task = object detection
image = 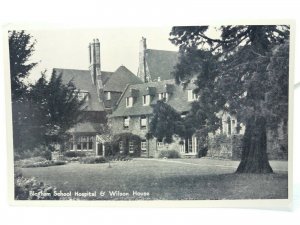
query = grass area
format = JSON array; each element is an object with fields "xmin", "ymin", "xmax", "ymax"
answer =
[{"xmin": 19, "ymin": 158, "xmax": 288, "ymax": 200}]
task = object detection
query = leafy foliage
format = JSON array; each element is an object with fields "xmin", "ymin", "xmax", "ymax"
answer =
[
  {"xmin": 148, "ymin": 100, "xmax": 182, "ymax": 143},
  {"xmin": 79, "ymin": 156, "xmax": 106, "ymax": 164},
  {"xmin": 169, "ymin": 25, "xmax": 290, "ymax": 173},
  {"xmin": 28, "ymin": 70, "xmax": 86, "ymax": 147},
  {"xmin": 9, "ymin": 30, "xmax": 38, "ymax": 101},
  {"xmin": 9, "ymin": 31, "xmax": 86, "ymax": 154},
  {"xmin": 111, "ymin": 133, "xmax": 141, "ymax": 156},
  {"xmin": 158, "ymin": 150, "xmax": 181, "ymax": 159},
  {"xmin": 15, "ymin": 176, "xmax": 60, "ymax": 200}
]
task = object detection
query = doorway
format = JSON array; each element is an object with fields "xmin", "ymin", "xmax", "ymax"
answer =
[{"xmin": 97, "ymin": 143, "xmax": 103, "ymax": 156}]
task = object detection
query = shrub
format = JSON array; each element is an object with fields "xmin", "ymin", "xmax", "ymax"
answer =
[
  {"xmin": 14, "ymin": 146, "xmax": 54, "ymax": 160},
  {"xmin": 158, "ymin": 150, "xmax": 181, "ymax": 159},
  {"xmin": 197, "ymin": 146, "xmax": 208, "ymax": 158},
  {"xmin": 106, "ymin": 155, "xmax": 132, "ymax": 161},
  {"xmin": 43, "ymin": 150, "xmax": 52, "ymax": 160},
  {"xmin": 79, "ymin": 156, "xmax": 106, "ymax": 164},
  {"xmin": 15, "ymin": 176, "xmax": 60, "ymax": 200},
  {"xmin": 21, "ymin": 160, "xmax": 67, "ymax": 168},
  {"xmin": 111, "ymin": 133, "xmax": 141, "ymax": 157},
  {"xmin": 67, "ymin": 157, "xmax": 80, "ymax": 162},
  {"xmin": 64, "ymin": 151, "xmax": 86, "ymax": 158},
  {"xmin": 15, "ymin": 156, "xmax": 46, "ymax": 167}
]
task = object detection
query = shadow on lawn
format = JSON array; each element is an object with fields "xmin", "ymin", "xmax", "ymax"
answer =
[{"xmin": 119, "ymin": 172, "xmax": 289, "ymax": 200}]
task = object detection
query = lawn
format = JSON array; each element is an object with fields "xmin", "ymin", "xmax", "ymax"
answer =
[{"xmin": 19, "ymin": 158, "xmax": 288, "ymax": 200}]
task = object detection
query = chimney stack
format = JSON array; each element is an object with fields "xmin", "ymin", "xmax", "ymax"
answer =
[
  {"xmin": 137, "ymin": 37, "xmax": 150, "ymax": 83},
  {"xmin": 89, "ymin": 38, "xmax": 101, "ymax": 85}
]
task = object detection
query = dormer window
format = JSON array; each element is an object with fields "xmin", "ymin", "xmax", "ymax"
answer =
[
  {"xmin": 126, "ymin": 97, "xmax": 133, "ymax": 107},
  {"xmin": 188, "ymin": 90, "xmax": 197, "ymax": 102},
  {"xmin": 77, "ymin": 91, "xmax": 89, "ymax": 102},
  {"xmin": 106, "ymin": 92, "xmax": 111, "ymax": 100},
  {"xmin": 143, "ymin": 95, "xmax": 151, "ymax": 106},
  {"xmin": 158, "ymin": 92, "xmax": 169, "ymax": 101}
]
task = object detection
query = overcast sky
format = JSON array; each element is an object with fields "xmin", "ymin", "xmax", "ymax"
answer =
[{"xmin": 27, "ymin": 27, "xmax": 179, "ymax": 83}]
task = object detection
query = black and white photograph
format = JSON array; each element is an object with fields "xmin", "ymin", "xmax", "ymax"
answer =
[{"xmin": 6, "ymin": 25, "xmax": 291, "ymax": 203}]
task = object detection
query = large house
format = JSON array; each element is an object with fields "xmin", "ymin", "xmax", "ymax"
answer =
[
  {"xmin": 108, "ymin": 37, "xmax": 243, "ymax": 158},
  {"xmin": 56, "ymin": 39, "xmax": 142, "ymax": 156},
  {"xmin": 109, "ymin": 79, "xmax": 199, "ymax": 157},
  {"xmin": 56, "ymin": 37, "xmax": 286, "ymax": 160}
]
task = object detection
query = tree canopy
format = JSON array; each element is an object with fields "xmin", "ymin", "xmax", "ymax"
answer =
[
  {"xmin": 9, "ymin": 30, "xmax": 38, "ymax": 101},
  {"xmin": 9, "ymin": 30, "xmax": 85, "ymax": 155},
  {"xmin": 28, "ymin": 71, "xmax": 86, "ymax": 146},
  {"xmin": 169, "ymin": 25, "xmax": 290, "ymax": 173},
  {"xmin": 148, "ymin": 100, "xmax": 182, "ymax": 144}
]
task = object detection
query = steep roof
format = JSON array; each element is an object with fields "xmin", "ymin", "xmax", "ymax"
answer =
[
  {"xmin": 99, "ymin": 71, "xmax": 114, "ymax": 85},
  {"xmin": 104, "ymin": 65, "xmax": 142, "ymax": 92},
  {"xmin": 145, "ymin": 49, "xmax": 178, "ymax": 81},
  {"xmin": 54, "ymin": 68, "xmax": 107, "ymax": 111},
  {"xmin": 110, "ymin": 79, "xmax": 196, "ymax": 117},
  {"xmin": 68, "ymin": 122, "xmax": 104, "ymax": 133}
]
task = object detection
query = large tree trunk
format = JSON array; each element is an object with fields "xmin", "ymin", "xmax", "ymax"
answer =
[{"xmin": 236, "ymin": 116, "xmax": 273, "ymax": 173}]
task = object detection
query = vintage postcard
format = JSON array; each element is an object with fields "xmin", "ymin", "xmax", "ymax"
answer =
[{"xmin": 4, "ymin": 23, "xmax": 294, "ymax": 207}]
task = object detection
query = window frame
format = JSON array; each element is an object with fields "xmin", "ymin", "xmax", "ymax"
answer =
[
  {"xmin": 143, "ymin": 95, "xmax": 151, "ymax": 106},
  {"xmin": 107, "ymin": 91, "xmax": 111, "ymax": 100},
  {"xmin": 126, "ymin": 97, "xmax": 133, "ymax": 107},
  {"xmin": 141, "ymin": 140, "xmax": 147, "ymax": 152},
  {"xmin": 123, "ymin": 116, "xmax": 130, "ymax": 129},
  {"xmin": 119, "ymin": 141, "xmax": 124, "ymax": 153},
  {"xmin": 140, "ymin": 115, "xmax": 147, "ymax": 129},
  {"xmin": 188, "ymin": 90, "xmax": 197, "ymax": 102},
  {"xmin": 129, "ymin": 141, "xmax": 134, "ymax": 153},
  {"xmin": 159, "ymin": 92, "xmax": 168, "ymax": 101}
]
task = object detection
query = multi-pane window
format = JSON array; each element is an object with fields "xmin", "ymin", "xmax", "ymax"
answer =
[
  {"xmin": 157, "ymin": 139, "xmax": 164, "ymax": 149},
  {"xmin": 143, "ymin": 95, "xmax": 151, "ymax": 106},
  {"xmin": 106, "ymin": 92, "xmax": 111, "ymax": 100},
  {"xmin": 188, "ymin": 138, "xmax": 193, "ymax": 153},
  {"xmin": 119, "ymin": 141, "xmax": 124, "ymax": 153},
  {"xmin": 123, "ymin": 116, "xmax": 129, "ymax": 129},
  {"xmin": 140, "ymin": 115, "xmax": 147, "ymax": 129},
  {"xmin": 88, "ymin": 138, "xmax": 93, "ymax": 149},
  {"xmin": 126, "ymin": 97, "xmax": 133, "ymax": 107},
  {"xmin": 69, "ymin": 142, "xmax": 74, "ymax": 151},
  {"xmin": 141, "ymin": 140, "xmax": 147, "ymax": 151},
  {"xmin": 227, "ymin": 117, "xmax": 231, "ymax": 135},
  {"xmin": 184, "ymin": 138, "xmax": 193, "ymax": 153},
  {"xmin": 129, "ymin": 141, "xmax": 134, "ymax": 153},
  {"xmin": 82, "ymin": 136, "xmax": 88, "ymax": 150},
  {"xmin": 77, "ymin": 142, "xmax": 82, "ymax": 150},
  {"xmin": 69, "ymin": 137, "xmax": 74, "ymax": 151},
  {"xmin": 76, "ymin": 136, "xmax": 93, "ymax": 151},
  {"xmin": 158, "ymin": 92, "xmax": 168, "ymax": 101},
  {"xmin": 187, "ymin": 90, "xmax": 197, "ymax": 102}
]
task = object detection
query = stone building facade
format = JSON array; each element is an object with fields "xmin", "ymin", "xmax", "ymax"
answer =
[
  {"xmin": 109, "ymin": 79, "xmax": 201, "ymax": 158},
  {"xmin": 57, "ymin": 39, "xmax": 142, "ymax": 156},
  {"xmin": 55, "ymin": 37, "xmax": 287, "ymax": 160}
]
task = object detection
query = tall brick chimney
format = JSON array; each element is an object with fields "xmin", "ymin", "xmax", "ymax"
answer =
[
  {"xmin": 137, "ymin": 37, "xmax": 150, "ymax": 83},
  {"xmin": 89, "ymin": 38, "xmax": 101, "ymax": 85}
]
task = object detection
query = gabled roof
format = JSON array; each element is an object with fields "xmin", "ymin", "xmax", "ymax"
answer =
[
  {"xmin": 54, "ymin": 68, "xmax": 108, "ymax": 111},
  {"xmin": 110, "ymin": 79, "xmax": 196, "ymax": 118},
  {"xmin": 99, "ymin": 71, "xmax": 114, "ymax": 85},
  {"xmin": 68, "ymin": 122, "xmax": 104, "ymax": 133},
  {"xmin": 104, "ymin": 65, "xmax": 142, "ymax": 92},
  {"xmin": 145, "ymin": 49, "xmax": 178, "ymax": 81}
]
